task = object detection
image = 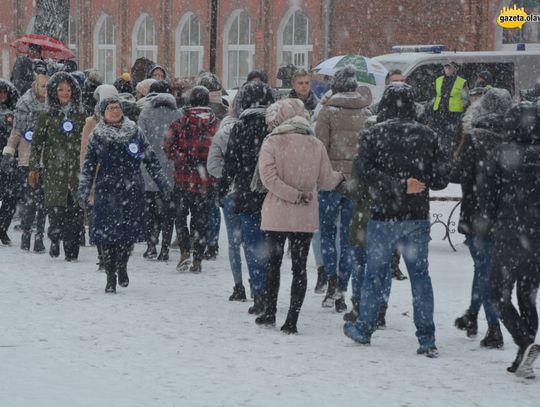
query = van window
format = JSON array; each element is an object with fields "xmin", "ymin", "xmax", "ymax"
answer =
[{"xmin": 405, "ymin": 62, "xmax": 515, "ymax": 102}]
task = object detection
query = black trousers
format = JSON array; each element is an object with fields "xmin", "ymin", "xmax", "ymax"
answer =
[
  {"xmin": 19, "ymin": 167, "xmax": 46, "ymax": 236},
  {"xmin": 176, "ymin": 190, "xmax": 210, "ymax": 261},
  {"xmin": 146, "ymin": 191, "xmax": 176, "ymax": 248},
  {"xmin": 265, "ymin": 231, "xmax": 312, "ymax": 325},
  {"xmin": 491, "ymin": 239, "xmax": 540, "ymax": 349},
  {"xmin": 101, "ymin": 244, "xmax": 131, "ymax": 275},
  {"xmin": 47, "ymin": 192, "xmax": 84, "ymax": 259},
  {"xmin": 0, "ymin": 166, "xmax": 26, "ymax": 234}
]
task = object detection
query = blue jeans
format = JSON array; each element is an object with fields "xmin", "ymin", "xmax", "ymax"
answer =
[
  {"xmin": 318, "ymin": 191, "xmax": 355, "ymax": 292},
  {"xmin": 357, "ymin": 219, "xmax": 435, "ymax": 347},
  {"xmin": 222, "ymin": 194, "xmax": 243, "ymax": 285},
  {"xmin": 311, "ymin": 230, "xmax": 324, "ymax": 268},
  {"xmin": 206, "ymin": 192, "xmax": 221, "ymax": 247},
  {"xmin": 239, "ymin": 212, "xmax": 267, "ymax": 295},
  {"xmin": 464, "ymin": 235, "xmax": 499, "ymax": 326}
]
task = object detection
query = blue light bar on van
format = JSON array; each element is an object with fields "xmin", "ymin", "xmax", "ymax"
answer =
[{"xmin": 391, "ymin": 45, "xmax": 447, "ymax": 53}]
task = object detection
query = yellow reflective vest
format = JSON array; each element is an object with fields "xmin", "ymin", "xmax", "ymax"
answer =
[{"xmin": 434, "ymin": 76, "xmax": 466, "ymax": 112}]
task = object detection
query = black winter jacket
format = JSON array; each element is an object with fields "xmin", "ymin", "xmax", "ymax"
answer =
[
  {"xmin": 217, "ymin": 107, "xmax": 268, "ymax": 214},
  {"xmin": 477, "ymin": 127, "xmax": 540, "ymax": 243},
  {"xmin": 357, "ymin": 118, "xmax": 449, "ymax": 221}
]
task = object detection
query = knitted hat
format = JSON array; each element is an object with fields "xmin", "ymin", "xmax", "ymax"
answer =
[
  {"xmin": 135, "ymin": 78, "xmax": 157, "ymax": 97},
  {"xmin": 99, "ymin": 96, "xmax": 122, "ymax": 116},
  {"xmin": 93, "ymin": 84, "xmax": 119, "ymax": 102},
  {"xmin": 266, "ymin": 98, "xmax": 309, "ymax": 129},
  {"xmin": 332, "ymin": 65, "xmax": 358, "ymax": 93}
]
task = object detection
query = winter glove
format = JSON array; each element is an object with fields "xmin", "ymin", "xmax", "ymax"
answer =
[
  {"xmin": 0, "ymin": 153, "xmax": 15, "ymax": 173},
  {"xmin": 28, "ymin": 170, "xmax": 40, "ymax": 189}
]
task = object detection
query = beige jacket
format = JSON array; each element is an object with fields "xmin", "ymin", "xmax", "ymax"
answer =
[
  {"xmin": 314, "ymin": 90, "xmax": 371, "ymax": 177},
  {"xmin": 80, "ymin": 116, "xmax": 98, "ymax": 204}
]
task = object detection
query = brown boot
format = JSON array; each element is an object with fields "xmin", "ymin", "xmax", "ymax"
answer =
[
  {"xmin": 176, "ymin": 251, "xmax": 191, "ymax": 271},
  {"xmin": 189, "ymin": 259, "xmax": 202, "ymax": 273}
]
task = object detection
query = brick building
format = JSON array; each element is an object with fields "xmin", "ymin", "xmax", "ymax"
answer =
[{"xmin": 1, "ymin": 0, "xmax": 537, "ymax": 86}]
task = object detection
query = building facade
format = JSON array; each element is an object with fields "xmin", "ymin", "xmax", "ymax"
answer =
[{"xmin": 1, "ymin": 0, "xmax": 537, "ymax": 86}]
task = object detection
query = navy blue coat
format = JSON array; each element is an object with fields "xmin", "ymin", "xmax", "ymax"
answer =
[{"xmin": 78, "ymin": 118, "xmax": 170, "ymax": 245}]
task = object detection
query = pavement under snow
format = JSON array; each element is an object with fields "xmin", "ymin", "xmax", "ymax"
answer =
[{"xmin": 1, "ymin": 191, "xmax": 539, "ymax": 407}]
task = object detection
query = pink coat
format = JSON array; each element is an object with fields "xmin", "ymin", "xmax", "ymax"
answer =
[{"xmin": 259, "ymin": 131, "xmax": 343, "ymax": 233}]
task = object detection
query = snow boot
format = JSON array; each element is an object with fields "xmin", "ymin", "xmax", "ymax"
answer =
[
  {"xmin": 21, "ymin": 231, "xmax": 31, "ymax": 251},
  {"xmin": 33, "ymin": 234, "xmax": 45, "ymax": 253},
  {"xmin": 248, "ymin": 294, "xmax": 266, "ymax": 315},
  {"xmin": 143, "ymin": 243, "xmax": 157, "ymax": 259},
  {"xmin": 417, "ymin": 346, "xmax": 439, "ymax": 358},
  {"xmin": 515, "ymin": 343, "xmax": 540, "ymax": 379},
  {"xmin": 229, "ymin": 284, "xmax": 247, "ymax": 301},
  {"xmin": 391, "ymin": 252, "xmax": 407, "ymax": 280},
  {"xmin": 376, "ymin": 304, "xmax": 388, "ymax": 330},
  {"xmin": 335, "ymin": 291, "xmax": 347, "ymax": 313},
  {"xmin": 314, "ymin": 266, "xmax": 327, "ymax": 294},
  {"xmin": 322, "ymin": 274, "xmax": 338, "ymax": 308},
  {"xmin": 281, "ymin": 319, "xmax": 298, "ymax": 335},
  {"xmin": 157, "ymin": 246, "xmax": 169, "ymax": 262},
  {"xmin": 255, "ymin": 312, "xmax": 276, "ymax": 326},
  {"xmin": 455, "ymin": 310, "xmax": 478, "ymax": 337},
  {"xmin": 0, "ymin": 230, "xmax": 12, "ymax": 245},
  {"xmin": 343, "ymin": 299, "xmax": 359, "ymax": 322},
  {"xmin": 105, "ymin": 272, "xmax": 116, "ymax": 294},
  {"xmin": 508, "ymin": 347, "xmax": 526, "ymax": 373},
  {"xmin": 189, "ymin": 259, "xmax": 202, "ymax": 273},
  {"xmin": 49, "ymin": 240, "xmax": 60, "ymax": 258},
  {"xmin": 176, "ymin": 251, "xmax": 191, "ymax": 272},
  {"xmin": 203, "ymin": 244, "xmax": 218, "ymax": 261},
  {"xmin": 480, "ymin": 325, "xmax": 504, "ymax": 349},
  {"xmin": 117, "ymin": 250, "xmax": 130, "ymax": 288}
]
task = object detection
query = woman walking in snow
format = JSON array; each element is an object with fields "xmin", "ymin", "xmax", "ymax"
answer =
[{"xmin": 78, "ymin": 96, "xmax": 170, "ymax": 293}]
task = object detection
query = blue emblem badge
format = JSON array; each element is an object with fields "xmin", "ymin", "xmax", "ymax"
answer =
[
  {"xmin": 23, "ymin": 129, "xmax": 33, "ymax": 143},
  {"xmin": 60, "ymin": 119, "xmax": 75, "ymax": 135},
  {"xmin": 126, "ymin": 141, "xmax": 141, "ymax": 158}
]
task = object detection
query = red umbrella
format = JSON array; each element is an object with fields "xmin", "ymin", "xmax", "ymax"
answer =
[{"xmin": 10, "ymin": 34, "xmax": 75, "ymax": 60}]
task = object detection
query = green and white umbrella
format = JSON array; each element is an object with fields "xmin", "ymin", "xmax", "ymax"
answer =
[{"xmin": 313, "ymin": 54, "xmax": 388, "ymax": 87}]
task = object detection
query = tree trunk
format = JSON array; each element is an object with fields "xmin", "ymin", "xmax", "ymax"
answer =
[{"xmin": 34, "ymin": 0, "xmax": 70, "ymax": 43}]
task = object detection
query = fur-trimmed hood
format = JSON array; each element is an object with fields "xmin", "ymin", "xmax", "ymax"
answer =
[
  {"xmin": 0, "ymin": 79, "xmax": 19, "ymax": 111},
  {"xmin": 144, "ymin": 92, "xmax": 177, "ymax": 110},
  {"xmin": 462, "ymin": 88, "xmax": 512, "ymax": 134},
  {"xmin": 46, "ymin": 71, "xmax": 83, "ymax": 113}
]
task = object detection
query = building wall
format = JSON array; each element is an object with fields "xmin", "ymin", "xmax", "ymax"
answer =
[{"xmin": 1, "ymin": 0, "xmax": 510, "ymax": 87}]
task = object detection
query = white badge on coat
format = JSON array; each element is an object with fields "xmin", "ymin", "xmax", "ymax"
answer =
[
  {"xmin": 60, "ymin": 119, "xmax": 75, "ymax": 135},
  {"xmin": 23, "ymin": 129, "xmax": 33, "ymax": 143},
  {"xmin": 126, "ymin": 140, "xmax": 141, "ymax": 158}
]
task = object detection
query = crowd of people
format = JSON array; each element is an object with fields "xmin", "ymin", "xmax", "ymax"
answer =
[{"xmin": 0, "ymin": 51, "xmax": 539, "ymax": 379}]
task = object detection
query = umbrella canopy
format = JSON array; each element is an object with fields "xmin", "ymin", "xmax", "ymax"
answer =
[
  {"xmin": 313, "ymin": 55, "xmax": 388, "ymax": 87},
  {"xmin": 10, "ymin": 34, "xmax": 75, "ymax": 60}
]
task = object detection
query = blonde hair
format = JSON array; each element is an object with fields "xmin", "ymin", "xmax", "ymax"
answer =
[{"xmin": 32, "ymin": 74, "xmax": 49, "ymax": 100}]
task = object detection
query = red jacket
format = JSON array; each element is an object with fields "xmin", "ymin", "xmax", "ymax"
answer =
[{"xmin": 164, "ymin": 107, "xmax": 218, "ymax": 193}]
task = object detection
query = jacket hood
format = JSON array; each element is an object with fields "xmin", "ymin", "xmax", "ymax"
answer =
[
  {"xmin": 185, "ymin": 106, "xmax": 217, "ymax": 128},
  {"xmin": 468, "ymin": 88, "xmax": 513, "ymax": 130},
  {"xmin": 147, "ymin": 65, "xmax": 168, "ymax": 80},
  {"xmin": 46, "ymin": 71, "xmax": 82, "ymax": 113},
  {"xmin": 94, "ymin": 117, "xmax": 139, "ymax": 144},
  {"xmin": 0, "ymin": 79, "xmax": 19, "ymax": 110},
  {"xmin": 323, "ymin": 90, "xmax": 371, "ymax": 110},
  {"xmin": 145, "ymin": 92, "xmax": 177, "ymax": 110},
  {"xmin": 268, "ymin": 116, "xmax": 313, "ymax": 137},
  {"xmin": 239, "ymin": 107, "xmax": 267, "ymax": 120},
  {"xmin": 218, "ymin": 115, "xmax": 237, "ymax": 131}
]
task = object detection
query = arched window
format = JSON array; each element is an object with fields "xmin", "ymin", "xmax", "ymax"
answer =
[
  {"xmin": 94, "ymin": 14, "xmax": 116, "ymax": 84},
  {"xmin": 277, "ymin": 8, "xmax": 312, "ymax": 71},
  {"xmin": 26, "ymin": 16, "xmax": 35, "ymax": 34},
  {"xmin": 175, "ymin": 13, "xmax": 203, "ymax": 78},
  {"xmin": 496, "ymin": 0, "xmax": 540, "ymax": 49},
  {"xmin": 68, "ymin": 15, "xmax": 78, "ymax": 56},
  {"xmin": 133, "ymin": 13, "xmax": 157, "ymax": 62},
  {"xmin": 223, "ymin": 10, "xmax": 254, "ymax": 88}
]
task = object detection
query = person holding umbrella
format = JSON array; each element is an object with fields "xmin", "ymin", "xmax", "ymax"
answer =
[
  {"xmin": 11, "ymin": 44, "xmax": 42, "ymax": 95},
  {"xmin": 28, "ymin": 72, "xmax": 87, "ymax": 261}
]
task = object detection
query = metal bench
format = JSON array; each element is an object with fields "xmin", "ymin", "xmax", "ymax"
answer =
[{"xmin": 430, "ymin": 197, "xmax": 462, "ymax": 251}]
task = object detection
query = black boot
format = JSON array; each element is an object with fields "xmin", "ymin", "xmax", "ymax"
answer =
[
  {"xmin": 314, "ymin": 266, "xmax": 327, "ymax": 294},
  {"xmin": 157, "ymin": 246, "xmax": 169, "ymax": 261},
  {"xmin": 49, "ymin": 240, "xmax": 60, "ymax": 258},
  {"xmin": 343, "ymin": 299, "xmax": 359, "ymax": 322},
  {"xmin": 455, "ymin": 310, "xmax": 478, "ymax": 337},
  {"xmin": 105, "ymin": 272, "xmax": 117, "ymax": 293},
  {"xmin": 229, "ymin": 284, "xmax": 247, "ymax": 301},
  {"xmin": 376, "ymin": 304, "xmax": 388, "ymax": 330},
  {"xmin": 480, "ymin": 324, "xmax": 504, "ymax": 349},
  {"xmin": 21, "ymin": 231, "xmax": 31, "ymax": 251},
  {"xmin": 0, "ymin": 230, "xmax": 12, "ymax": 245},
  {"xmin": 33, "ymin": 234, "xmax": 45, "ymax": 253},
  {"xmin": 248, "ymin": 294, "xmax": 266, "ymax": 315},
  {"xmin": 322, "ymin": 274, "xmax": 338, "ymax": 308},
  {"xmin": 117, "ymin": 256, "xmax": 129, "ymax": 288},
  {"xmin": 203, "ymin": 244, "xmax": 219, "ymax": 260},
  {"xmin": 391, "ymin": 251, "xmax": 407, "ymax": 280},
  {"xmin": 143, "ymin": 243, "xmax": 157, "ymax": 259},
  {"xmin": 335, "ymin": 292, "xmax": 348, "ymax": 313}
]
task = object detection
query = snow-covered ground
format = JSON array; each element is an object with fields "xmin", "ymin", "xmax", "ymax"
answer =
[{"xmin": 1, "ymin": 191, "xmax": 539, "ymax": 407}]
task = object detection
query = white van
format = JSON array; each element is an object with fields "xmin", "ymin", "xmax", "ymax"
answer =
[{"xmin": 373, "ymin": 45, "xmax": 540, "ymax": 102}]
